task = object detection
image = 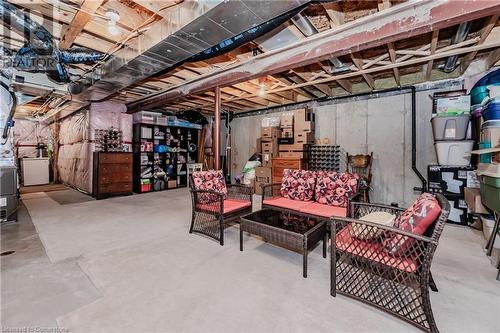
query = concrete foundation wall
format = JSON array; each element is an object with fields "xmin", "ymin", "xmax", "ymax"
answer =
[{"xmin": 231, "ymin": 83, "xmax": 462, "ymax": 207}]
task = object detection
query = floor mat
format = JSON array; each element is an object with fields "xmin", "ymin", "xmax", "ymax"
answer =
[
  {"xmin": 20, "ymin": 184, "xmax": 68, "ymax": 194},
  {"xmin": 45, "ymin": 189, "xmax": 94, "ymax": 205}
]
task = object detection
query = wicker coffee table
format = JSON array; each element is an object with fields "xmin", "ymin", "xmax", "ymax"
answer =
[{"xmin": 240, "ymin": 208, "xmax": 327, "ymax": 278}]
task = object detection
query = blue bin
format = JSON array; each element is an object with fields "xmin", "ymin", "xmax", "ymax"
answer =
[{"xmin": 482, "ymin": 98, "xmax": 500, "ymax": 121}]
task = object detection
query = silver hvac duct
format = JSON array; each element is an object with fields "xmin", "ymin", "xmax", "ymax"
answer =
[
  {"xmin": 442, "ymin": 22, "xmax": 472, "ymax": 73},
  {"xmin": 71, "ymin": 0, "xmax": 311, "ymax": 102},
  {"xmin": 291, "ymin": 12, "xmax": 349, "ymax": 73}
]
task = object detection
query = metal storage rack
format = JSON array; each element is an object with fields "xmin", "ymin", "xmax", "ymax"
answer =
[{"xmin": 308, "ymin": 145, "xmax": 342, "ymax": 172}]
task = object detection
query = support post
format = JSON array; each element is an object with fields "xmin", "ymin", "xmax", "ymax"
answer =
[{"xmin": 214, "ymin": 86, "xmax": 221, "ymax": 170}]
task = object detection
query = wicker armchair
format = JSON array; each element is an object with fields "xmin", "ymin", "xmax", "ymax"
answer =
[
  {"xmin": 189, "ymin": 175, "xmax": 253, "ymax": 246},
  {"xmin": 330, "ymin": 194, "xmax": 450, "ymax": 333}
]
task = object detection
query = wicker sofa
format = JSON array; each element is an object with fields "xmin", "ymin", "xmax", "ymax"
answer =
[
  {"xmin": 261, "ymin": 169, "xmax": 360, "ymax": 218},
  {"xmin": 330, "ymin": 194, "xmax": 450, "ymax": 333},
  {"xmin": 189, "ymin": 170, "xmax": 253, "ymax": 246}
]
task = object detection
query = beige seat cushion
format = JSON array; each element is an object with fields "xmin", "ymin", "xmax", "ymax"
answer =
[{"xmin": 351, "ymin": 211, "xmax": 396, "ymax": 240}]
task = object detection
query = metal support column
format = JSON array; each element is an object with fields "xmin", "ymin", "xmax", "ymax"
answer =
[{"xmin": 214, "ymin": 86, "xmax": 221, "ymax": 170}]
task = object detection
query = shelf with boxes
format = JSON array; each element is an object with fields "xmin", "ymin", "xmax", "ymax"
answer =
[
  {"xmin": 429, "ymin": 91, "xmax": 476, "ymax": 225},
  {"xmin": 132, "ymin": 112, "xmax": 201, "ymax": 194}
]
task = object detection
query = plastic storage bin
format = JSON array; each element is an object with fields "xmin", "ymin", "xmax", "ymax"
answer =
[
  {"xmin": 482, "ymin": 120, "xmax": 500, "ymax": 148},
  {"xmin": 434, "ymin": 140, "xmax": 473, "ymax": 166},
  {"xmin": 470, "ymin": 85, "xmax": 489, "ymax": 105},
  {"xmin": 431, "ymin": 114, "xmax": 470, "ymax": 141},
  {"xmin": 482, "ymin": 98, "xmax": 500, "ymax": 121},
  {"xmin": 479, "ymin": 175, "xmax": 500, "ymax": 212}
]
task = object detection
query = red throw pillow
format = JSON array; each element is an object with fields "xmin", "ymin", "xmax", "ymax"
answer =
[
  {"xmin": 280, "ymin": 169, "xmax": 316, "ymax": 201},
  {"xmin": 191, "ymin": 170, "xmax": 227, "ymax": 203},
  {"xmin": 314, "ymin": 171, "xmax": 359, "ymax": 207},
  {"xmin": 384, "ymin": 193, "xmax": 441, "ymax": 256}
]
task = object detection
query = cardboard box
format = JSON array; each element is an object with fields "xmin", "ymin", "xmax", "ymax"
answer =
[
  {"xmin": 168, "ymin": 179, "xmax": 177, "ymax": 188},
  {"xmin": 282, "ymin": 128, "xmax": 293, "ymax": 138},
  {"xmin": 254, "ymin": 180, "xmax": 270, "ymax": 195},
  {"xmin": 464, "ymin": 187, "xmax": 489, "ymax": 214},
  {"xmin": 255, "ymin": 166, "xmax": 272, "ymax": 179},
  {"xmin": 435, "ymin": 95, "xmax": 470, "ymax": 115},
  {"xmin": 262, "ymin": 153, "xmax": 272, "ymax": 168},
  {"xmin": 279, "ymin": 151, "xmax": 309, "ymax": 158},
  {"xmin": 262, "ymin": 141, "xmax": 278, "ymax": 156},
  {"xmin": 279, "ymin": 143, "xmax": 310, "ymax": 152},
  {"xmin": 295, "ymin": 121, "xmax": 315, "ymax": 133},
  {"xmin": 256, "ymin": 138, "xmax": 262, "ymax": 153},
  {"xmin": 293, "ymin": 108, "xmax": 314, "ymax": 122},
  {"xmin": 261, "ymin": 127, "xmax": 281, "ymax": 140},
  {"xmin": 280, "ymin": 113, "xmax": 294, "ymax": 128},
  {"xmin": 294, "ymin": 132, "xmax": 315, "ymax": 144}
]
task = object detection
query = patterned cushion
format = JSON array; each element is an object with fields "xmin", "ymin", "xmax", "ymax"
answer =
[
  {"xmin": 191, "ymin": 170, "xmax": 227, "ymax": 203},
  {"xmin": 384, "ymin": 193, "xmax": 441, "ymax": 256},
  {"xmin": 314, "ymin": 171, "xmax": 359, "ymax": 208},
  {"xmin": 336, "ymin": 225, "xmax": 418, "ymax": 273},
  {"xmin": 280, "ymin": 169, "xmax": 316, "ymax": 201}
]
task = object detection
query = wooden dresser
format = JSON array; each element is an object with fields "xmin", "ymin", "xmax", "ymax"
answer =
[
  {"xmin": 272, "ymin": 157, "xmax": 307, "ymax": 184},
  {"xmin": 93, "ymin": 152, "xmax": 133, "ymax": 199}
]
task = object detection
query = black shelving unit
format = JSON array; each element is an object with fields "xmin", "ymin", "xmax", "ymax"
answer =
[{"xmin": 133, "ymin": 123, "xmax": 200, "ymax": 193}]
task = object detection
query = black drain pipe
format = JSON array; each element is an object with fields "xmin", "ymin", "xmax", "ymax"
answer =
[{"xmin": 410, "ymin": 85, "xmax": 426, "ymax": 193}]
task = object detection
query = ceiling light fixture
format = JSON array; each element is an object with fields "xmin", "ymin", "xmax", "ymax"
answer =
[{"xmin": 105, "ymin": 8, "xmax": 120, "ymax": 36}]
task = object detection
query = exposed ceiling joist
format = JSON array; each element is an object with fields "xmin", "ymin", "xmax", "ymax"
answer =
[
  {"xmin": 387, "ymin": 42, "xmax": 400, "ymax": 86},
  {"xmin": 425, "ymin": 30, "xmax": 440, "ymax": 81},
  {"xmin": 59, "ymin": 0, "xmax": 105, "ymax": 49},
  {"xmin": 351, "ymin": 53, "xmax": 375, "ymax": 90},
  {"xmin": 127, "ymin": 0, "xmax": 500, "ymax": 112},
  {"xmin": 460, "ymin": 14, "xmax": 499, "ymax": 74}
]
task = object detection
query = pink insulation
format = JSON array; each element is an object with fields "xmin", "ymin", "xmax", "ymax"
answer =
[
  {"xmin": 13, "ymin": 119, "xmax": 52, "ymax": 158},
  {"xmin": 56, "ymin": 110, "xmax": 92, "ymax": 193}
]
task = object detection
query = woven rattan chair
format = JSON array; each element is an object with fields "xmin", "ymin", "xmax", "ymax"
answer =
[
  {"xmin": 189, "ymin": 174, "xmax": 253, "ymax": 246},
  {"xmin": 330, "ymin": 194, "xmax": 450, "ymax": 333}
]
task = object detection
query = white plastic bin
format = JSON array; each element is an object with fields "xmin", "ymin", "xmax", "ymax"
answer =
[
  {"xmin": 431, "ymin": 114, "xmax": 470, "ymax": 140},
  {"xmin": 434, "ymin": 140, "xmax": 473, "ymax": 166}
]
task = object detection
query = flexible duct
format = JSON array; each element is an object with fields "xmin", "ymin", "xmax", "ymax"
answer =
[
  {"xmin": 0, "ymin": 0, "xmax": 105, "ymax": 83},
  {"xmin": 1, "ymin": 81, "xmax": 16, "ymax": 141},
  {"xmin": 290, "ymin": 12, "xmax": 349, "ymax": 73},
  {"xmin": 442, "ymin": 22, "xmax": 471, "ymax": 73}
]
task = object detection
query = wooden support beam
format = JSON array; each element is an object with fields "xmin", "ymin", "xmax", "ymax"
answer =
[
  {"xmin": 59, "ymin": 0, "xmax": 105, "ymax": 49},
  {"xmin": 127, "ymin": 0, "xmax": 500, "ymax": 112},
  {"xmin": 387, "ymin": 42, "xmax": 400, "ymax": 86},
  {"xmin": 460, "ymin": 14, "xmax": 499, "ymax": 74},
  {"xmin": 291, "ymin": 69, "xmax": 333, "ymax": 97},
  {"xmin": 322, "ymin": 2, "xmax": 344, "ymax": 27},
  {"xmin": 425, "ymin": 30, "xmax": 440, "ymax": 81},
  {"xmin": 351, "ymin": 53, "xmax": 375, "ymax": 90}
]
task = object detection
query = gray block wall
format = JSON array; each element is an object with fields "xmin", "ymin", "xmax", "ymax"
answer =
[{"xmin": 231, "ymin": 83, "xmax": 462, "ymax": 207}]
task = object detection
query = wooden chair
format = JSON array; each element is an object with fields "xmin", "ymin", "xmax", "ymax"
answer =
[{"xmin": 346, "ymin": 152, "xmax": 373, "ymax": 202}]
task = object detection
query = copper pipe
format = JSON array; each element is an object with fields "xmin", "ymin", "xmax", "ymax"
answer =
[{"xmin": 214, "ymin": 86, "xmax": 221, "ymax": 170}]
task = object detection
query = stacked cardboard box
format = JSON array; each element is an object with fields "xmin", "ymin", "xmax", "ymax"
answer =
[
  {"xmin": 254, "ymin": 166, "xmax": 272, "ymax": 195},
  {"xmin": 261, "ymin": 126, "xmax": 280, "ymax": 168},
  {"xmin": 278, "ymin": 108, "xmax": 315, "ymax": 159}
]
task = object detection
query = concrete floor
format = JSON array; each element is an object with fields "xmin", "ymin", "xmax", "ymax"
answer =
[{"xmin": 1, "ymin": 188, "xmax": 499, "ymax": 332}]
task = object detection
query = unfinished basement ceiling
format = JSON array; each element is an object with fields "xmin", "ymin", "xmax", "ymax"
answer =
[{"xmin": 2, "ymin": 0, "xmax": 500, "ymax": 120}]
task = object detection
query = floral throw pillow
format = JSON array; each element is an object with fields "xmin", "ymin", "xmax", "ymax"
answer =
[
  {"xmin": 384, "ymin": 193, "xmax": 441, "ymax": 256},
  {"xmin": 191, "ymin": 170, "xmax": 228, "ymax": 203},
  {"xmin": 314, "ymin": 171, "xmax": 359, "ymax": 208},
  {"xmin": 280, "ymin": 169, "xmax": 316, "ymax": 201}
]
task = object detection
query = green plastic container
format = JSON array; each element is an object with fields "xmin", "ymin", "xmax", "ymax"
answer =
[
  {"xmin": 480, "ymin": 175, "xmax": 500, "ymax": 213},
  {"xmin": 470, "ymin": 85, "xmax": 489, "ymax": 105}
]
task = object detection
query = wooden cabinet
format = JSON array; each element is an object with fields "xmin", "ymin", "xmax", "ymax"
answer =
[
  {"xmin": 93, "ymin": 152, "xmax": 133, "ymax": 199},
  {"xmin": 272, "ymin": 157, "xmax": 307, "ymax": 184}
]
